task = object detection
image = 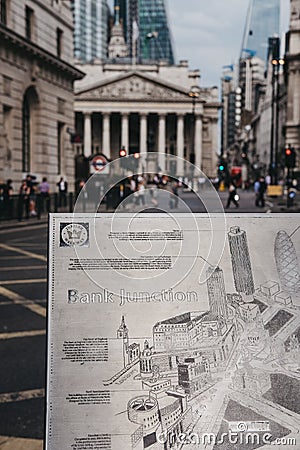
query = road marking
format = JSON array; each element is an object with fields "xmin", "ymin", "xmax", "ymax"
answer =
[
  {"xmin": 0, "ymin": 436, "xmax": 43, "ymax": 450},
  {"xmin": 0, "ymin": 286, "xmax": 46, "ymax": 317},
  {"xmin": 0, "ymin": 329, "xmax": 46, "ymax": 340},
  {"xmin": 0, "ymin": 278, "xmax": 46, "ymax": 285},
  {"xmin": 0, "ymin": 388, "xmax": 44, "ymax": 403},
  {"xmin": 0, "ymin": 265, "xmax": 46, "ymax": 271},
  {"xmin": 0, "ymin": 243, "xmax": 47, "ymax": 262},
  {"xmin": 0, "ymin": 222, "xmax": 46, "ymax": 234}
]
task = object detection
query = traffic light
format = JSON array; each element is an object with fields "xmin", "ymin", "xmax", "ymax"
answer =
[
  {"xmin": 218, "ymin": 159, "xmax": 227, "ymax": 178},
  {"xmin": 119, "ymin": 147, "xmax": 127, "ymax": 158},
  {"xmin": 70, "ymin": 133, "xmax": 82, "ymax": 144},
  {"xmin": 285, "ymin": 146, "xmax": 296, "ymax": 169},
  {"xmin": 119, "ymin": 147, "xmax": 127, "ymax": 169}
]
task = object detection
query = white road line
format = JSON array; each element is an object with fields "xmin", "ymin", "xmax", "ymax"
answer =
[
  {"xmin": 0, "ymin": 243, "xmax": 47, "ymax": 262},
  {"xmin": 0, "ymin": 278, "xmax": 46, "ymax": 285},
  {"xmin": 0, "ymin": 286, "xmax": 46, "ymax": 317},
  {"xmin": 0, "ymin": 329, "xmax": 46, "ymax": 340},
  {"xmin": 0, "ymin": 299, "xmax": 46, "ymax": 307},
  {"xmin": 0, "ymin": 223, "xmax": 46, "ymax": 234},
  {"xmin": 0, "ymin": 265, "xmax": 46, "ymax": 271},
  {"xmin": 0, "ymin": 388, "xmax": 44, "ymax": 403},
  {"xmin": 0, "ymin": 436, "xmax": 43, "ymax": 450}
]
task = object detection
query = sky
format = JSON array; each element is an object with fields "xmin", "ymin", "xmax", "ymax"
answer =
[
  {"xmin": 169, "ymin": 0, "xmax": 290, "ymax": 87},
  {"xmin": 109, "ymin": 0, "xmax": 290, "ymax": 87}
]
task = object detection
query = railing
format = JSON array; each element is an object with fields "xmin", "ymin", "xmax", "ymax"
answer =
[{"xmin": 0, "ymin": 193, "xmax": 76, "ymax": 221}]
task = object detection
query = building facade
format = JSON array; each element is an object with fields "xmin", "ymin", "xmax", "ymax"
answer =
[
  {"xmin": 178, "ymin": 355, "xmax": 210, "ymax": 397},
  {"xmin": 114, "ymin": 0, "xmax": 174, "ymax": 64},
  {"xmin": 74, "ymin": 61, "xmax": 220, "ymax": 177},
  {"xmin": 206, "ymin": 266, "xmax": 227, "ymax": 320},
  {"xmin": 0, "ymin": 0, "xmax": 84, "ymax": 187},
  {"xmin": 241, "ymin": 0, "xmax": 280, "ymax": 64},
  {"xmin": 138, "ymin": 0, "xmax": 174, "ymax": 64},
  {"xmin": 285, "ymin": 0, "xmax": 300, "ymax": 166},
  {"xmin": 71, "ymin": 0, "xmax": 109, "ymax": 62}
]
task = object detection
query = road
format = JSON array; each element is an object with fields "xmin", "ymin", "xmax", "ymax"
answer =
[
  {"xmin": 0, "ymin": 222, "xmax": 47, "ymax": 450},
  {"xmin": 0, "ymin": 186, "xmax": 297, "ymax": 449}
]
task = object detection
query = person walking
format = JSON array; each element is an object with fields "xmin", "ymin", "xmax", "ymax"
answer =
[
  {"xmin": 137, "ymin": 181, "xmax": 145, "ymax": 206},
  {"xmin": 255, "ymin": 176, "xmax": 266, "ymax": 207},
  {"xmin": 2, "ymin": 179, "xmax": 13, "ymax": 218},
  {"xmin": 38, "ymin": 177, "xmax": 51, "ymax": 217},
  {"xmin": 18, "ymin": 179, "xmax": 30, "ymax": 221},
  {"xmin": 226, "ymin": 182, "xmax": 239, "ymax": 208},
  {"xmin": 57, "ymin": 177, "xmax": 68, "ymax": 207}
]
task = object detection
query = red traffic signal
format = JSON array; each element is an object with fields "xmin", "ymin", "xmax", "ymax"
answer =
[
  {"xmin": 119, "ymin": 147, "xmax": 127, "ymax": 157},
  {"xmin": 133, "ymin": 152, "xmax": 140, "ymax": 159},
  {"xmin": 285, "ymin": 146, "xmax": 296, "ymax": 168}
]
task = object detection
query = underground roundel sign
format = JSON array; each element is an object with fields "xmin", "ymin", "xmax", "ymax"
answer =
[{"xmin": 90, "ymin": 155, "xmax": 109, "ymax": 174}]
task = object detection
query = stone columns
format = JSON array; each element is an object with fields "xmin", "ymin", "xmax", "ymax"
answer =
[
  {"xmin": 121, "ymin": 113, "xmax": 129, "ymax": 151},
  {"xmin": 194, "ymin": 114, "xmax": 202, "ymax": 170},
  {"xmin": 102, "ymin": 113, "xmax": 111, "ymax": 159},
  {"xmin": 140, "ymin": 114, "xmax": 147, "ymax": 171},
  {"xmin": 83, "ymin": 112, "xmax": 92, "ymax": 157},
  {"xmin": 176, "ymin": 114, "xmax": 184, "ymax": 176},
  {"xmin": 158, "ymin": 113, "xmax": 166, "ymax": 172}
]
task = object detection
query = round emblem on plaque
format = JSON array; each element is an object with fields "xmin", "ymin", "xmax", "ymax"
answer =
[{"xmin": 61, "ymin": 223, "xmax": 88, "ymax": 246}]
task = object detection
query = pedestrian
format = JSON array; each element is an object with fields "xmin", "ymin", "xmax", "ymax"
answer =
[
  {"xmin": 38, "ymin": 177, "xmax": 50, "ymax": 216},
  {"xmin": 171, "ymin": 181, "xmax": 179, "ymax": 208},
  {"xmin": 137, "ymin": 181, "xmax": 145, "ymax": 206},
  {"xmin": 255, "ymin": 176, "xmax": 266, "ymax": 207},
  {"xmin": 226, "ymin": 182, "xmax": 239, "ymax": 208},
  {"xmin": 26, "ymin": 174, "xmax": 37, "ymax": 217},
  {"xmin": 57, "ymin": 176, "xmax": 68, "ymax": 207},
  {"xmin": 18, "ymin": 179, "xmax": 30, "ymax": 221},
  {"xmin": 149, "ymin": 185, "xmax": 158, "ymax": 207},
  {"xmin": 3, "ymin": 179, "xmax": 13, "ymax": 218},
  {"xmin": 0, "ymin": 180, "xmax": 5, "ymax": 217}
]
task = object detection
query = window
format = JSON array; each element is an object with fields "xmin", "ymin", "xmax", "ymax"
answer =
[
  {"xmin": 56, "ymin": 28, "xmax": 63, "ymax": 58},
  {"xmin": 0, "ymin": 0, "xmax": 7, "ymax": 25},
  {"xmin": 22, "ymin": 87, "xmax": 38, "ymax": 172},
  {"xmin": 22, "ymin": 94, "xmax": 30, "ymax": 172},
  {"xmin": 25, "ymin": 6, "xmax": 34, "ymax": 40}
]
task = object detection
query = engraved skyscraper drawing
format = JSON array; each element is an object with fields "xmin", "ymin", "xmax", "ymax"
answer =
[{"xmin": 228, "ymin": 226, "xmax": 255, "ymax": 296}]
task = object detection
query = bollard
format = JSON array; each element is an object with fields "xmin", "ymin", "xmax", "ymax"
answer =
[
  {"xmin": 69, "ymin": 192, "xmax": 74, "ymax": 213},
  {"xmin": 54, "ymin": 193, "xmax": 58, "ymax": 213}
]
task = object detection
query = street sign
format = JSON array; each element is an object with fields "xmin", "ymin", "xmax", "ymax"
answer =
[
  {"xmin": 267, "ymin": 185, "xmax": 283, "ymax": 197},
  {"xmin": 90, "ymin": 154, "xmax": 109, "ymax": 175}
]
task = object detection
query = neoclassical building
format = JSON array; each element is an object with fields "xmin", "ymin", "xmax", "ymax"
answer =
[
  {"xmin": 74, "ymin": 60, "xmax": 221, "ymax": 177},
  {"xmin": 0, "ymin": 0, "xmax": 84, "ymax": 187}
]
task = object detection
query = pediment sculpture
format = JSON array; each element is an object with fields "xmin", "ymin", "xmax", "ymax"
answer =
[{"xmin": 77, "ymin": 75, "xmax": 189, "ymax": 101}]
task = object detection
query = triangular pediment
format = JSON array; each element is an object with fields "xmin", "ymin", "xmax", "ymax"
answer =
[{"xmin": 75, "ymin": 72, "xmax": 190, "ymax": 102}]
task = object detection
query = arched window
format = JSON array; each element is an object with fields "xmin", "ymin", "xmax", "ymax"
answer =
[
  {"xmin": 22, "ymin": 93, "xmax": 30, "ymax": 172},
  {"xmin": 22, "ymin": 86, "xmax": 39, "ymax": 173}
]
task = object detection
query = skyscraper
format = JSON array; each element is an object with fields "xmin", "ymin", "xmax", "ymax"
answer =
[
  {"xmin": 274, "ymin": 230, "xmax": 300, "ymax": 293},
  {"xmin": 115, "ymin": 0, "xmax": 174, "ymax": 64},
  {"xmin": 206, "ymin": 266, "xmax": 227, "ymax": 319},
  {"xmin": 228, "ymin": 226, "xmax": 255, "ymax": 296},
  {"xmin": 71, "ymin": 0, "xmax": 109, "ymax": 62},
  {"xmin": 241, "ymin": 0, "xmax": 280, "ymax": 63},
  {"xmin": 138, "ymin": 0, "xmax": 174, "ymax": 64}
]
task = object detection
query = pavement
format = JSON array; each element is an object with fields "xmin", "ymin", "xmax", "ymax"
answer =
[{"xmin": 1, "ymin": 188, "xmax": 299, "ymax": 230}]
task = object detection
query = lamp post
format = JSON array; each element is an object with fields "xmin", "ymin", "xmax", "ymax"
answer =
[
  {"xmin": 188, "ymin": 85, "xmax": 200, "ymax": 187},
  {"xmin": 188, "ymin": 85, "xmax": 200, "ymax": 162},
  {"xmin": 270, "ymin": 57, "xmax": 285, "ymax": 184}
]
